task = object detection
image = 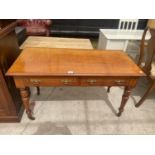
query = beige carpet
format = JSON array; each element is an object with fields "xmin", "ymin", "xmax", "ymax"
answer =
[{"xmin": 0, "ymin": 78, "xmax": 155, "ymax": 135}]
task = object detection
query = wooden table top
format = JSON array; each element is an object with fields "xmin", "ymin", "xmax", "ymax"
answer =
[
  {"xmin": 6, "ymin": 47, "xmax": 145, "ymax": 77},
  {"xmin": 20, "ymin": 36, "xmax": 93, "ymax": 49}
]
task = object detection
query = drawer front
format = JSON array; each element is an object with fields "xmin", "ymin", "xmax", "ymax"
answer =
[
  {"xmin": 80, "ymin": 77, "xmax": 131, "ymax": 86},
  {"xmin": 27, "ymin": 77, "xmax": 80, "ymax": 86},
  {"xmin": 14, "ymin": 76, "xmax": 137, "ymax": 88},
  {"xmin": 15, "ymin": 77, "xmax": 79, "ymax": 87}
]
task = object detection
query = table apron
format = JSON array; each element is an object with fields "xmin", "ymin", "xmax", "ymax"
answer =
[{"xmin": 14, "ymin": 76, "xmax": 138, "ymax": 88}]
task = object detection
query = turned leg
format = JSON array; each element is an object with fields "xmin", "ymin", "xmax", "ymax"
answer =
[
  {"xmin": 135, "ymin": 82, "xmax": 155, "ymax": 107},
  {"xmin": 37, "ymin": 86, "xmax": 40, "ymax": 96},
  {"xmin": 117, "ymin": 87, "xmax": 131, "ymax": 117},
  {"xmin": 107, "ymin": 86, "xmax": 111, "ymax": 93},
  {"xmin": 20, "ymin": 88, "xmax": 35, "ymax": 120}
]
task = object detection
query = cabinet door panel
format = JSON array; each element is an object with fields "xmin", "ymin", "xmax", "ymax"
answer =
[
  {"xmin": 0, "ymin": 79, "xmax": 9, "ymax": 116},
  {"xmin": 0, "ymin": 70, "xmax": 16, "ymax": 116}
]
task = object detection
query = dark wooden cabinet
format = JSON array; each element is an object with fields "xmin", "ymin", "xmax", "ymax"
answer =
[{"xmin": 0, "ymin": 20, "xmax": 23, "ymax": 122}]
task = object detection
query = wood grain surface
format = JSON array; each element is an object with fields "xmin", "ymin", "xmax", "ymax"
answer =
[
  {"xmin": 20, "ymin": 36, "xmax": 93, "ymax": 49},
  {"xmin": 6, "ymin": 47, "xmax": 145, "ymax": 77}
]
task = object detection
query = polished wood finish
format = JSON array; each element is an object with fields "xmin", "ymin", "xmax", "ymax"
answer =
[
  {"xmin": 13, "ymin": 76, "xmax": 138, "ymax": 88},
  {"xmin": 136, "ymin": 27, "xmax": 155, "ymax": 107},
  {"xmin": 0, "ymin": 21, "xmax": 17, "ymax": 39},
  {"xmin": 0, "ymin": 20, "xmax": 23, "ymax": 122},
  {"xmin": 137, "ymin": 27, "xmax": 149, "ymax": 66},
  {"xmin": 20, "ymin": 36, "xmax": 93, "ymax": 50},
  {"xmin": 6, "ymin": 47, "xmax": 144, "ymax": 119},
  {"xmin": 20, "ymin": 36, "xmax": 93, "ymax": 95},
  {"xmin": 7, "ymin": 48, "xmax": 144, "ymax": 77},
  {"xmin": 19, "ymin": 88, "xmax": 34, "ymax": 120},
  {"xmin": 117, "ymin": 87, "xmax": 131, "ymax": 116},
  {"xmin": 0, "ymin": 69, "xmax": 15, "ymax": 116}
]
